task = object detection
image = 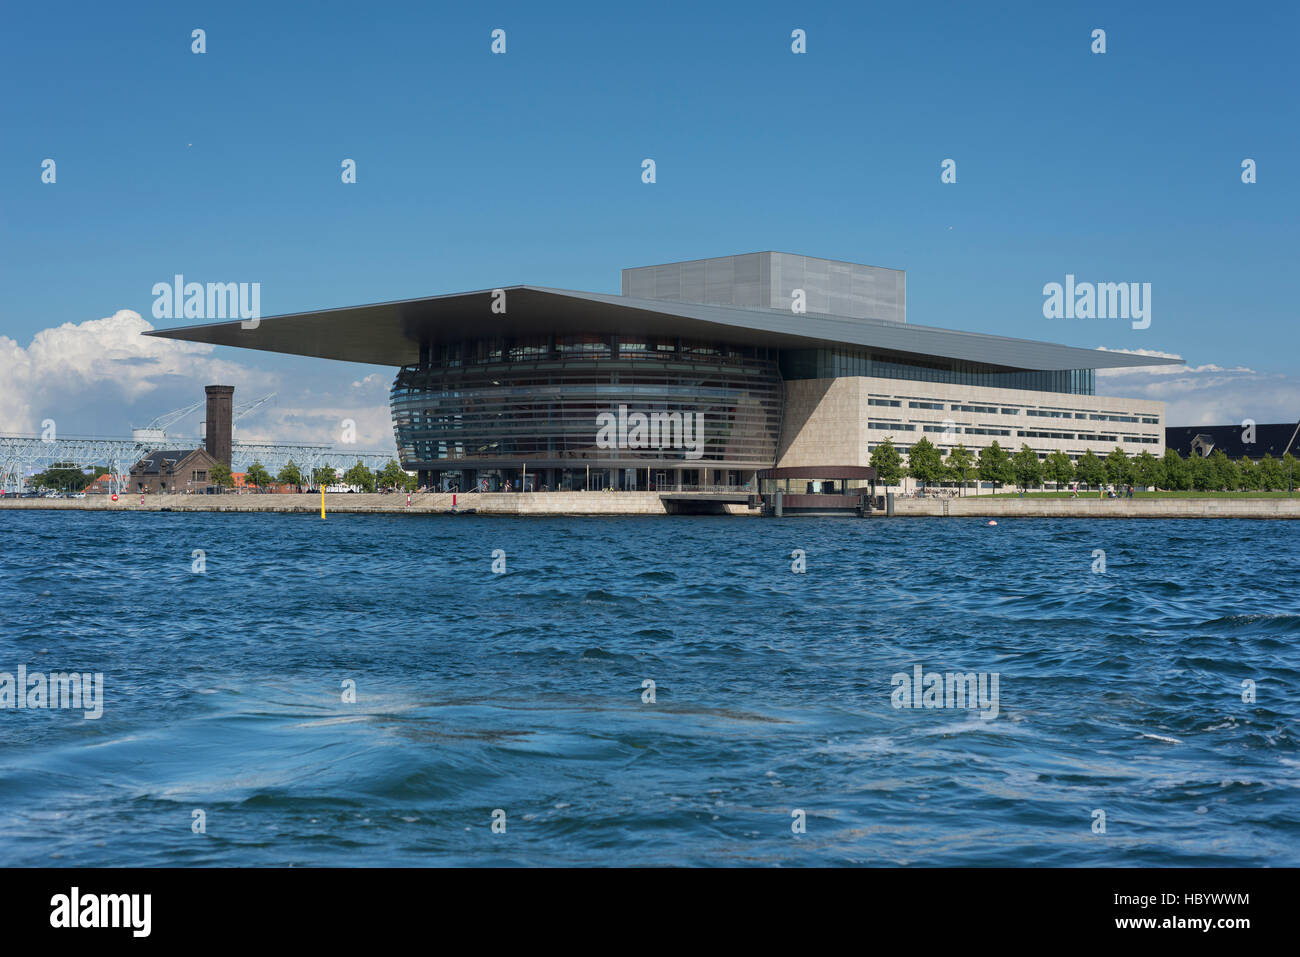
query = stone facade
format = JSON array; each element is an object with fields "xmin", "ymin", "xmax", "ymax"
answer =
[{"xmin": 776, "ymin": 376, "xmax": 1165, "ymax": 493}]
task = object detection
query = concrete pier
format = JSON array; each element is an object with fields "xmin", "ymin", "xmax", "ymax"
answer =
[
  {"xmin": 891, "ymin": 496, "xmax": 1300, "ymax": 519},
  {"xmin": 0, "ymin": 491, "xmax": 754, "ymax": 517},
  {"xmin": 0, "ymin": 493, "xmax": 1297, "ymax": 518}
]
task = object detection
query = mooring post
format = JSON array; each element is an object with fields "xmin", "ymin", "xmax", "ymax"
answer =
[
  {"xmin": 886, "ymin": 492, "xmax": 895, "ymax": 516},
  {"xmin": 774, "ymin": 490, "xmax": 783, "ymax": 518}
]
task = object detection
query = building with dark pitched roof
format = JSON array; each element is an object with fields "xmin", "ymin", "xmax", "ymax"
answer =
[
  {"xmin": 128, "ymin": 447, "xmax": 219, "ymax": 494},
  {"xmin": 1166, "ymin": 422, "xmax": 1300, "ymax": 460}
]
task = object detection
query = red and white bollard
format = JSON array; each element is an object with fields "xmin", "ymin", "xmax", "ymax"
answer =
[
  {"xmin": 452, "ymin": 493, "xmax": 457, "ymax": 508},
  {"xmin": 406, "ymin": 493, "xmax": 411, "ymax": 506},
  {"xmin": 139, "ymin": 494, "xmax": 145, "ymax": 505}
]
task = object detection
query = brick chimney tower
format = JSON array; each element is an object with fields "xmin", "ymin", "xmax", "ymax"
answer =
[{"xmin": 205, "ymin": 385, "xmax": 235, "ymax": 466}]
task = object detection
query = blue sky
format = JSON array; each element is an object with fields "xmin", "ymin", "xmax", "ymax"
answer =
[{"xmin": 1, "ymin": 0, "xmax": 1296, "ymax": 444}]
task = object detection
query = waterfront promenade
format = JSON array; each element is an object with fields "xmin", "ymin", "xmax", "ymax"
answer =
[{"xmin": 2, "ymin": 492, "xmax": 1298, "ymax": 518}]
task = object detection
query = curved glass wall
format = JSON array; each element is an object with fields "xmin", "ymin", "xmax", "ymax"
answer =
[{"xmin": 391, "ymin": 335, "xmax": 782, "ymax": 478}]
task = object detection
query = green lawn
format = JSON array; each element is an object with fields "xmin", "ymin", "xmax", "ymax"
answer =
[{"xmin": 981, "ymin": 489, "xmax": 1297, "ymax": 498}]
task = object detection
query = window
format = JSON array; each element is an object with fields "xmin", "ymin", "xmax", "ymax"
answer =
[
  {"xmin": 777, "ymin": 351, "xmax": 1096, "ymax": 395},
  {"xmin": 868, "ymin": 398, "xmax": 901, "ymax": 407},
  {"xmin": 556, "ymin": 335, "xmax": 609, "ymax": 358},
  {"xmin": 909, "ymin": 400, "xmax": 944, "ymax": 410}
]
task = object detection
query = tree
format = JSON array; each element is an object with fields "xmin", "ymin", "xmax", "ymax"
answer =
[
  {"xmin": 30, "ymin": 462, "xmax": 98, "ymax": 492},
  {"xmin": 1237, "ymin": 456, "xmax": 1259, "ymax": 491},
  {"xmin": 1132, "ymin": 451, "xmax": 1162, "ymax": 490},
  {"xmin": 1160, "ymin": 448, "xmax": 1189, "ymax": 491},
  {"xmin": 870, "ymin": 437, "xmax": 904, "ymax": 492},
  {"xmin": 378, "ymin": 459, "xmax": 409, "ymax": 490},
  {"xmin": 1011, "ymin": 445, "xmax": 1042, "ymax": 492},
  {"xmin": 245, "ymin": 461, "xmax": 273, "ymax": 491},
  {"xmin": 944, "ymin": 444, "xmax": 975, "ymax": 495},
  {"xmin": 1104, "ymin": 447, "xmax": 1131, "ymax": 487},
  {"xmin": 209, "ymin": 462, "xmax": 234, "ymax": 489},
  {"xmin": 1188, "ymin": 453, "xmax": 1214, "ymax": 491},
  {"xmin": 1283, "ymin": 453, "xmax": 1299, "ymax": 493},
  {"xmin": 313, "ymin": 465, "xmax": 337, "ymax": 488},
  {"xmin": 1074, "ymin": 450, "xmax": 1106, "ymax": 490},
  {"xmin": 906, "ymin": 437, "xmax": 944, "ymax": 487},
  {"xmin": 976, "ymin": 441, "xmax": 1013, "ymax": 491},
  {"xmin": 343, "ymin": 460, "xmax": 376, "ymax": 493},
  {"xmin": 277, "ymin": 460, "xmax": 304, "ymax": 491},
  {"xmin": 1257, "ymin": 454, "xmax": 1285, "ymax": 491},
  {"xmin": 1208, "ymin": 450, "xmax": 1239, "ymax": 491},
  {"xmin": 1043, "ymin": 450, "xmax": 1073, "ymax": 489}
]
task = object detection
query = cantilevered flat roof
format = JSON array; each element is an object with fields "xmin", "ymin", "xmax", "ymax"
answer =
[{"xmin": 147, "ymin": 286, "xmax": 1183, "ymax": 372}]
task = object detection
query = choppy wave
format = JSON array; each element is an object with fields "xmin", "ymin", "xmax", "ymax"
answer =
[{"xmin": 0, "ymin": 512, "xmax": 1297, "ymax": 865}]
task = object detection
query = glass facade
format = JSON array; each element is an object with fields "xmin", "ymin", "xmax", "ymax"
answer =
[
  {"xmin": 390, "ymin": 327, "xmax": 1110, "ymax": 489},
  {"xmin": 391, "ymin": 335, "xmax": 782, "ymax": 475},
  {"xmin": 759, "ymin": 476, "xmax": 874, "ymax": 495},
  {"xmin": 779, "ymin": 348, "xmax": 1095, "ymax": 395}
]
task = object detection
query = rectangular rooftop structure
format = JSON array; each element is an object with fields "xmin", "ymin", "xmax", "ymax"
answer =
[{"xmin": 621, "ymin": 252, "xmax": 906, "ymax": 323}]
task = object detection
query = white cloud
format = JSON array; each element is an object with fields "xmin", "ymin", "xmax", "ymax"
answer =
[
  {"xmin": 0, "ymin": 310, "xmax": 395, "ymax": 449},
  {"xmin": 1095, "ymin": 347, "xmax": 1251, "ymax": 377},
  {"xmin": 1095, "ymin": 348, "xmax": 1298, "ymax": 426}
]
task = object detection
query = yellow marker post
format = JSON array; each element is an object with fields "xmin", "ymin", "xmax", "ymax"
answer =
[{"xmin": 320, "ymin": 485, "xmax": 326, "ymax": 519}]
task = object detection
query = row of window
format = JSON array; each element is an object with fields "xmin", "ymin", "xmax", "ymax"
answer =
[
  {"xmin": 945, "ymin": 405, "xmax": 1157, "ymax": 421},
  {"xmin": 417, "ymin": 337, "xmax": 782, "ymax": 367},
  {"xmin": 1026, "ymin": 408, "xmax": 1161, "ymax": 424},
  {"xmin": 869, "ymin": 399, "xmax": 1160, "ymax": 428},
  {"xmin": 868, "ymin": 422, "xmax": 1152, "ymax": 444},
  {"xmin": 874, "ymin": 402, "xmax": 1159, "ymax": 421},
  {"xmin": 868, "ymin": 444, "xmax": 1145, "ymax": 463}
]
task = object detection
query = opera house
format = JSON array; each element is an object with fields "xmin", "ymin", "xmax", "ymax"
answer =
[{"xmin": 151, "ymin": 252, "xmax": 1178, "ymax": 492}]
